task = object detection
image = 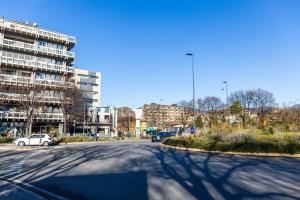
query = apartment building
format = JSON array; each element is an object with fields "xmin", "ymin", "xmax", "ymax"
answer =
[
  {"xmin": 97, "ymin": 106, "xmax": 118, "ymax": 136},
  {"xmin": 74, "ymin": 68, "xmax": 101, "ymax": 123},
  {"xmin": 142, "ymin": 103, "xmax": 190, "ymax": 127},
  {"xmin": 0, "ymin": 17, "xmax": 76, "ymax": 134}
]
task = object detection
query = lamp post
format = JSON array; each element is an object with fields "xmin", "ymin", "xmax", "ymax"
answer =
[
  {"xmin": 185, "ymin": 53, "xmax": 196, "ymax": 134},
  {"xmin": 223, "ymin": 81, "xmax": 230, "ymax": 122},
  {"xmin": 159, "ymin": 99, "xmax": 164, "ymax": 129},
  {"xmin": 223, "ymin": 81, "xmax": 229, "ymax": 110}
]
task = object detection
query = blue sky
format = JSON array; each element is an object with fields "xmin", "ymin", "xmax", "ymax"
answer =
[{"xmin": 1, "ymin": 0, "xmax": 300, "ymax": 107}]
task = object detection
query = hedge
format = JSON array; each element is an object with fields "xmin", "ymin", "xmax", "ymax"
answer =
[{"xmin": 0, "ymin": 137, "xmax": 14, "ymax": 144}]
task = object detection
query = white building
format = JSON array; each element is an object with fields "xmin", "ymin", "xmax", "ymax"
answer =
[
  {"xmin": 132, "ymin": 108, "xmax": 143, "ymax": 137},
  {"xmin": 97, "ymin": 106, "xmax": 118, "ymax": 136}
]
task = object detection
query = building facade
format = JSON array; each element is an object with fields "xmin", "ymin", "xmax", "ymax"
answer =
[
  {"xmin": 97, "ymin": 106, "xmax": 118, "ymax": 136},
  {"xmin": 0, "ymin": 17, "xmax": 76, "ymax": 134},
  {"xmin": 74, "ymin": 68, "xmax": 101, "ymax": 124},
  {"xmin": 142, "ymin": 103, "xmax": 190, "ymax": 127}
]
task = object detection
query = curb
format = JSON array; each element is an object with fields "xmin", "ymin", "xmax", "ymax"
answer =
[
  {"xmin": 58, "ymin": 139, "xmax": 150, "ymax": 145},
  {"xmin": 0, "ymin": 145, "xmax": 49, "ymax": 151},
  {"xmin": 160, "ymin": 143, "xmax": 300, "ymax": 158}
]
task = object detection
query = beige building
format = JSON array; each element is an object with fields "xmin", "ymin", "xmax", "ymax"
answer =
[
  {"xmin": 142, "ymin": 103, "xmax": 190, "ymax": 127},
  {"xmin": 0, "ymin": 17, "xmax": 76, "ymax": 134},
  {"xmin": 74, "ymin": 68, "xmax": 101, "ymax": 123}
]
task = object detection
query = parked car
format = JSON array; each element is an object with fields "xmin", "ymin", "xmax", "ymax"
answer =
[
  {"xmin": 14, "ymin": 134, "xmax": 53, "ymax": 146},
  {"xmin": 151, "ymin": 132, "xmax": 176, "ymax": 142}
]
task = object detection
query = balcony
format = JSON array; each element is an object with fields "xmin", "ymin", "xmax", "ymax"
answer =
[
  {"xmin": 0, "ymin": 38, "xmax": 75, "ymax": 60},
  {"xmin": 0, "ymin": 74, "xmax": 74, "ymax": 88},
  {"xmin": 0, "ymin": 52, "xmax": 73, "ymax": 73},
  {"xmin": 0, "ymin": 92, "xmax": 67, "ymax": 104},
  {"xmin": 0, "ymin": 18, "xmax": 76, "ymax": 46},
  {"xmin": 0, "ymin": 111, "xmax": 63, "ymax": 121}
]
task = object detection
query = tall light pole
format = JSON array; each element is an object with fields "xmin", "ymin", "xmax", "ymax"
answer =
[
  {"xmin": 223, "ymin": 81, "xmax": 229, "ymax": 110},
  {"xmin": 185, "ymin": 53, "xmax": 196, "ymax": 134},
  {"xmin": 223, "ymin": 81, "xmax": 230, "ymax": 123},
  {"xmin": 159, "ymin": 99, "xmax": 164, "ymax": 129}
]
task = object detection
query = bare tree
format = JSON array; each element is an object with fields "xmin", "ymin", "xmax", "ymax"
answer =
[
  {"xmin": 199, "ymin": 96, "xmax": 224, "ymax": 128},
  {"xmin": 252, "ymin": 89, "xmax": 276, "ymax": 125},
  {"xmin": 17, "ymin": 86, "xmax": 44, "ymax": 135},
  {"xmin": 117, "ymin": 107, "xmax": 136, "ymax": 132}
]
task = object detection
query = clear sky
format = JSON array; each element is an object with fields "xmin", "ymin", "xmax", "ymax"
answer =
[{"xmin": 1, "ymin": 0, "xmax": 300, "ymax": 107}]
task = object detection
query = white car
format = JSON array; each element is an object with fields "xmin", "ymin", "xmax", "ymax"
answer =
[{"xmin": 14, "ymin": 134, "xmax": 52, "ymax": 146}]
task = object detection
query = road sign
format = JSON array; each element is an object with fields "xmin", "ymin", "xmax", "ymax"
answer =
[{"xmin": 190, "ymin": 127, "xmax": 194, "ymax": 134}]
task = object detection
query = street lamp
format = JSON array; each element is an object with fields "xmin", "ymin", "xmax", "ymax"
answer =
[
  {"xmin": 185, "ymin": 53, "xmax": 196, "ymax": 134},
  {"xmin": 159, "ymin": 99, "xmax": 164, "ymax": 129},
  {"xmin": 223, "ymin": 81, "xmax": 229, "ymax": 110},
  {"xmin": 223, "ymin": 81, "xmax": 230, "ymax": 123}
]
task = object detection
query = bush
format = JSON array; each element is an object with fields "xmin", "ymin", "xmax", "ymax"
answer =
[
  {"xmin": 59, "ymin": 136, "xmax": 95, "ymax": 143},
  {"xmin": 163, "ymin": 130, "xmax": 300, "ymax": 154},
  {"xmin": 0, "ymin": 137, "xmax": 14, "ymax": 144},
  {"xmin": 223, "ymin": 130, "xmax": 256, "ymax": 143}
]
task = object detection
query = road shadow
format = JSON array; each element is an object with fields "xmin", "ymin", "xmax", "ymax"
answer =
[
  {"xmin": 2, "ymin": 142, "xmax": 300, "ymax": 200},
  {"xmin": 33, "ymin": 171, "xmax": 148, "ymax": 200}
]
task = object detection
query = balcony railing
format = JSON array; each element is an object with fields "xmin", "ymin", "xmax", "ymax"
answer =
[
  {"xmin": 0, "ymin": 111, "xmax": 63, "ymax": 121},
  {"xmin": 0, "ymin": 53, "xmax": 73, "ymax": 73},
  {"xmin": 0, "ymin": 18, "xmax": 76, "ymax": 45},
  {"xmin": 0, "ymin": 92, "xmax": 64, "ymax": 104},
  {"xmin": 0, "ymin": 74, "xmax": 74, "ymax": 88},
  {"xmin": 0, "ymin": 38, "xmax": 75, "ymax": 59}
]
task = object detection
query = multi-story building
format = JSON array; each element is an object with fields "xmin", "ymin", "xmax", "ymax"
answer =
[
  {"xmin": 97, "ymin": 106, "xmax": 118, "ymax": 136},
  {"xmin": 142, "ymin": 103, "xmax": 191, "ymax": 127},
  {"xmin": 0, "ymin": 17, "xmax": 76, "ymax": 134},
  {"xmin": 74, "ymin": 68, "xmax": 101, "ymax": 124}
]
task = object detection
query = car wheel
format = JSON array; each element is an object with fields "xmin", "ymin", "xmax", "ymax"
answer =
[
  {"xmin": 18, "ymin": 141, "xmax": 25, "ymax": 146},
  {"xmin": 43, "ymin": 141, "xmax": 49, "ymax": 146}
]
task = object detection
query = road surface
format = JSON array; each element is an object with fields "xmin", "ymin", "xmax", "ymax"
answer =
[{"xmin": 0, "ymin": 141, "xmax": 299, "ymax": 200}]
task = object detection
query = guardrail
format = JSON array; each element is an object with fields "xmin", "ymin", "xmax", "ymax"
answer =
[
  {"xmin": 0, "ymin": 74, "xmax": 74, "ymax": 88},
  {"xmin": 0, "ymin": 18, "xmax": 76, "ymax": 45},
  {"xmin": 0, "ymin": 111, "xmax": 63, "ymax": 121},
  {"xmin": 0, "ymin": 38, "xmax": 75, "ymax": 59}
]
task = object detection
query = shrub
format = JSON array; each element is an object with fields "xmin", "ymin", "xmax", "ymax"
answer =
[
  {"xmin": 59, "ymin": 136, "xmax": 95, "ymax": 143},
  {"xmin": 163, "ymin": 130, "xmax": 300, "ymax": 154},
  {"xmin": 223, "ymin": 130, "xmax": 256, "ymax": 143},
  {"xmin": 0, "ymin": 137, "xmax": 14, "ymax": 144}
]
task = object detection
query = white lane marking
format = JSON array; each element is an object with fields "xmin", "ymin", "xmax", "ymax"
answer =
[
  {"xmin": 0, "ymin": 148, "xmax": 69, "ymax": 200},
  {"xmin": 0, "ymin": 177, "xmax": 45, "ymax": 200}
]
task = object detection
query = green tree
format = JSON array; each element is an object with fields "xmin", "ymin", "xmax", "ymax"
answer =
[
  {"xmin": 195, "ymin": 116, "xmax": 203, "ymax": 129},
  {"xmin": 230, "ymin": 100, "xmax": 246, "ymax": 128}
]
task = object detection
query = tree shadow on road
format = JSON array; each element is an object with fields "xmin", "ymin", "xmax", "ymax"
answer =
[{"xmin": 2, "ymin": 142, "xmax": 300, "ymax": 200}]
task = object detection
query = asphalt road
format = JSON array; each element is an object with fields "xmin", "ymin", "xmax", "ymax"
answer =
[{"xmin": 0, "ymin": 141, "xmax": 300, "ymax": 200}]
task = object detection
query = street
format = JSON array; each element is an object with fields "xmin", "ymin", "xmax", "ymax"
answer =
[{"xmin": 0, "ymin": 141, "xmax": 300, "ymax": 200}]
